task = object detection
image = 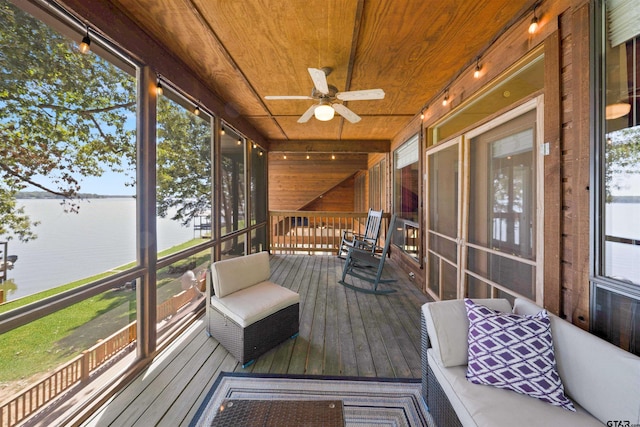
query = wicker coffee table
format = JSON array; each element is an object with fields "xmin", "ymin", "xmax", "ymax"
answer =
[{"xmin": 211, "ymin": 399, "xmax": 344, "ymax": 426}]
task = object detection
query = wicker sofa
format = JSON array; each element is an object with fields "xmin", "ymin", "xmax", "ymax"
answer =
[
  {"xmin": 421, "ymin": 298, "xmax": 640, "ymax": 427},
  {"xmin": 206, "ymin": 251, "xmax": 299, "ymax": 367}
]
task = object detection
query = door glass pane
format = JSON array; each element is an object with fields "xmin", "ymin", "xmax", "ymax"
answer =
[{"xmin": 468, "ymin": 109, "xmax": 537, "ymax": 299}]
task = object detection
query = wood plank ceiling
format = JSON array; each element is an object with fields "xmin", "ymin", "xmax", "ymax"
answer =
[{"xmin": 109, "ymin": 0, "xmax": 535, "ymax": 151}]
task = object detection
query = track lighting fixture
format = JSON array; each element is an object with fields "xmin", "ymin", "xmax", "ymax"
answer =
[
  {"xmin": 221, "ymin": 126, "xmax": 225, "ymax": 135},
  {"xmin": 79, "ymin": 28, "xmax": 91, "ymax": 54},
  {"xmin": 442, "ymin": 90, "xmax": 449, "ymax": 107},
  {"xmin": 528, "ymin": 6, "xmax": 539, "ymax": 34},
  {"xmin": 194, "ymin": 105, "xmax": 200, "ymax": 116}
]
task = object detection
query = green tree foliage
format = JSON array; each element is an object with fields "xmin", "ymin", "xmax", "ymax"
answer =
[
  {"xmin": 156, "ymin": 97, "xmax": 212, "ymax": 225},
  {"xmin": 605, "ymin": 125, "xmax": 640, "ymax": 202},
  {"xmin": 0, "ymin": 2, "xmax": 136, "ymax": 242}
]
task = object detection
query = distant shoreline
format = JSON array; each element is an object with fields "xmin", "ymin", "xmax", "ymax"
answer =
[
  {"xmin": 611, "ymin": 196, "xmax": 640, "ymax": 203},
  {"xmin": 16, "ymin": 191, "xmax": 134, "ymax": 199}
]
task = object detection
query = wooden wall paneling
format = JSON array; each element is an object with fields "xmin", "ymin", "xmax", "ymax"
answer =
[
  {"xmin": 560, "ymin": 4, "xmax": 575, "ymax": 299},
  {"xmin": 543, "ymin": 28, "xmax": 563, "ymax": 316},
  {"xmin": 268, "ymin": 153, "xmax": 367, "ymax": 211},
  {"xmin": 565, "ymin": 3, "xmax": 591, "ymax": 329},
  {"xmin": 302, "ymin": 176, "xmax": 357, "ymax": 212}
]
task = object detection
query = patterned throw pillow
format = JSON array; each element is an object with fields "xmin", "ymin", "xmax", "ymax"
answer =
[{"xmin": 464, "ymin": 298, "xmax": 575, "ymax": 411}]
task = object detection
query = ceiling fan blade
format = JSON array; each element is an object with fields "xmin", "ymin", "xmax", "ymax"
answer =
[
  {"xmin": 265, "ymin": 95, "xmax": 313, "ymax": 100},
  {"xmin": 297, "ymin": 104, "xmax": 317, "ymax": 123},
  {"xmin": 332, "ymin": 103, "xmax": 361, "ymax": 123},
  {"xmin": 308, "ymin": 68, "xmax": 329, "ymax": 94},
  {"xmin": 336, "ymin": 89, "xmax": 385, "ymax": 101}
]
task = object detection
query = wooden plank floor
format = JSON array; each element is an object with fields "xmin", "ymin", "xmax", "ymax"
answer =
[{"xmin": 81, "ymin": 254, "xmax": 430, "ymax": 427}]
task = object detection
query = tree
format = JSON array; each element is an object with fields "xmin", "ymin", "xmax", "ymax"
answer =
[
  {"xmin": 0, "ymin": 2, "xmax": 136, "ymax": 242},
  {"xmin": 605, "ymin": 126, "xmax": 640, "ymax": 202},
  {"xmin": 156, "ymin": 97, "xmax": 212, "ymax": 226}
]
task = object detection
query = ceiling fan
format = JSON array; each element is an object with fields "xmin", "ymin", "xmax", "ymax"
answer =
[{"xmin": 265, "ymin": 67, "xmax": 385, "ymax": 124}]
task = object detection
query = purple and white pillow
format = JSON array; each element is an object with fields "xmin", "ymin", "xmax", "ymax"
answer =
[{"xmin": 464, "ymin": 298, "xmax": 575, "ymax": 411}]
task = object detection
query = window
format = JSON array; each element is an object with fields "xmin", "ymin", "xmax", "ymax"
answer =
[
  {"xmin": 157, "ymin": 93, "xmax": 213, "ymax": 247},
  {"xmin": 220, "ymin": 124, "xmax": 246, "ymax": 257},
  {"xmin": 592, "ymin": 0, "xmax": 640, "ymax": 355},
  {"xmin": 155, "ymin": 91, "xmax": 211, "ymax": 339},
  {"xmin": 393, "ymin": 135, "xmax": 420, "ymax": 261},
  {"xmin": 0, "ymin": 0, "xmax": 141, "ymax": 408}
]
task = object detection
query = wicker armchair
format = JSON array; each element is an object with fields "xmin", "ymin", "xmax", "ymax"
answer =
[{"xmin": 206, "ymin": 252, "xmax": 299, "ymax": 367}]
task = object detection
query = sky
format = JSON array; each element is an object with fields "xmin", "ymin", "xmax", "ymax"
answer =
[{"xmin": 25, "ymin": 170, "xmax": 134, "ymax": 196}]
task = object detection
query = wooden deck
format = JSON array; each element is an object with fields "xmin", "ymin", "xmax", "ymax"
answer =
[{"xmin": 81, "ymin": 254, "xmax": 430, "ymax": 427}]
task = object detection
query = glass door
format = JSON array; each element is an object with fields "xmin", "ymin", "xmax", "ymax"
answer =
[
  {"xmin": 426, "ymin": 98, "xmax": 544, "ymax": 303},
  {"xmin": 464, "ymin": 100, "xmax": 543, "ymax": 302}
]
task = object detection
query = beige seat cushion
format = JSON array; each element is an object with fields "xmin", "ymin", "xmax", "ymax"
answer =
[
  {"xmin": 210, "ymin": 281, "xmax": 299, "ymax": 327},
  {"xmin": 427, "ymin": 349, "xmax": 602, "ymax": 427}
]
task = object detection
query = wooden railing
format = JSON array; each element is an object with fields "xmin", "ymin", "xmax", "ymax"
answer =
[
  {"xmin": 0, "ymin": 286, "xmax": 200, "ymax": 427},
  {"xmin": 269, "ymin": 211, "xmax": 390, "ymax": 254}
]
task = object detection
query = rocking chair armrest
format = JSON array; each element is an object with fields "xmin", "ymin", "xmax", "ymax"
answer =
[
  {"xmin": 341, "ymin": 230, "xmax": 367, "ymax": 241},
  {"xmin": 352, "ymin": 237, "xmax": 374, "ymax": 246},
  {"xmin": 349, "ymin": 241, "xmax": 382, "ymax": 255}
]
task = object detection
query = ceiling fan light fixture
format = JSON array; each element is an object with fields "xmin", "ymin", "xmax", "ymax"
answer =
[{"xmin": 314, "ymin": 101, "xmax": 335, "ymax": 121}]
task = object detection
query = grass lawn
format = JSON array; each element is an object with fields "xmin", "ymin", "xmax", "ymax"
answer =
[{"xmin": 0, "ymin": 239, "xmax": 209, "ymax": 386}]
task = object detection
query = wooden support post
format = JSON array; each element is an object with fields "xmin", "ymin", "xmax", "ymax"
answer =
[{"xmin": 81, "ymin": 350, "xmax": 90, "ymax": 383}]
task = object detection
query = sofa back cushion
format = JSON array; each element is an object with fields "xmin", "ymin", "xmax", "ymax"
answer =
[
  {"xmin": 423, "ymin": 298, "xmax": 512, "ymax": 367},
  {"xmin": 211, "ymin": 251, "xmax": 271, "ymax": 298},
  {"xmin": 514, "ymin": 298, "xmax": 640, "ymax": 424}
]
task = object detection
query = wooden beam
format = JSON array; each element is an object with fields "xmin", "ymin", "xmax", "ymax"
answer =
[
  {"xmin": 268, "ymin": 140, "xmax": 390, "ymax": 153},
  {"xmin": 543, "ymin": 27, "xmax": 562, "ymax": 317}
]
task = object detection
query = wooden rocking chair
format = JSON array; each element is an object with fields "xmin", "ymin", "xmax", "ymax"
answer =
[
  {"xmin": 339, "ymin": 215, "xmax": 397, "ymax": 295},
  {"xmin": 337, "ymin": 208, "xmax": 383, "ymax": 259}
]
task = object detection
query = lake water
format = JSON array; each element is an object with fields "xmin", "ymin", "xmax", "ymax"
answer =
[
  {"xmin": 2, "ymin": 200, "xmax": 638, "ymax": 302},
  {"xmin": 1, "ymin": 198, "xmax": 195, "ymax": 302}
]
